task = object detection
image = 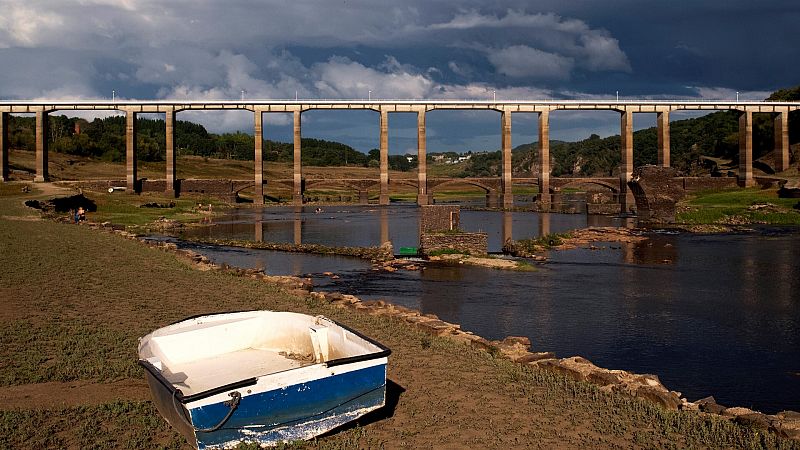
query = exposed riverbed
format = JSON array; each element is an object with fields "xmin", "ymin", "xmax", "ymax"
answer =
[{"xmin": 171, "ymin": 205, "xmax": 800, "ymax": 414}]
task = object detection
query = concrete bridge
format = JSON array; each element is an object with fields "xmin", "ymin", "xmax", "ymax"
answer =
[{"xmin": 1, "ymin": 99, "xmax": 797, "ymax": 212}]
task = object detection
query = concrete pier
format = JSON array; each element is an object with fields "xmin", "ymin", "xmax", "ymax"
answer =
[
  {"xmin": 501, "ymin": 110, "xmax": 513, "ymax": 209},
  {"xmin": 657, "ymin": 110, "xmax": 670, "ymax": 167},
  {"xmin": 538, "ymin": 110, "xmax": 550, "ymax": 207},
  {"xmin": 416, "ymin": 109, "xmax": 429, "ymax": 205},
  {"xmin": 293, "ymin": 110, "xmax": 302, "ymax": 205},
  {"xmin": 775, "ymin": 109, "xmax": 789, "ymax": 172},
  {"xmin": 35, "ymin": 110, "xmax": 49, "ymax": 182},
  {"xmin": 165, "ymin": 109, "xmax": 176, "ymax": 197},
  {"xmin": 619, "ymin": 109, "xmax": 634, "ymax": 213},
  {"xmin": 0, "ymin": 112, "xmax": 8, "ymax": 182},
  {"xmin": 738, "ymin": 110, "xmax": 754, "ymax": 187},
  {"xmin": 125, "ymin": 110, "xmax": 137, "ymax": 193},
  {"xmin": 254, "ymin": 110, "xmax": 264, "ymax": 205},
  {"xmin": 379, "ymin": 109, "xmax": 389, "ymax": 205}
]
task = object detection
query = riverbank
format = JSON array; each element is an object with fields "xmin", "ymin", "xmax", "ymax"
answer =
[{"xmin": 2, "ymin": 184, "xmax": 799, "ymax": 448}]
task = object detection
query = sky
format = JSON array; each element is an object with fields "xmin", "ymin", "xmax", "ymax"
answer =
[{"xmin": 1, "ymin": 0, "xmax": 798, "ymax": 154}]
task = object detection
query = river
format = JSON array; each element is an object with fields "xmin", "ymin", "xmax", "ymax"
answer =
[{"xmin": 173, "ymin": 204, "xmax": 800, "ymax": 414}]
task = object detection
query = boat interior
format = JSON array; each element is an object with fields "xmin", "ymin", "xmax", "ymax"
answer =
[{"xmin": 138, "ymin": 312, "xmax": 384, "ymax": 396}]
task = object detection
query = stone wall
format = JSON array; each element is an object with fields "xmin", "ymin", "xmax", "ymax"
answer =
[
  {"xmin": 680, "ymin": 177, "xmax": 737, "ymax": 192},
  {"xmin": 420, "ymin": 232, "xmax": 487, "ymax": 256},
  {"xmin": 65, "ymin": 178, "xmax": 250, "ymax": 201},
  {"xmin": 420, "ymin": 205, "xmax": 460, "ymax": 233}
]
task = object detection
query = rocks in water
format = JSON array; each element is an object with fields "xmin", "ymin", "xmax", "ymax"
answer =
[{"xmin": 627, "ymin": 165, "xmax": 685, "ymax": 224}]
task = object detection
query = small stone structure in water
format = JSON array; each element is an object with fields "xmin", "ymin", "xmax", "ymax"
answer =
[
  {"xmin": 419, "ymin": 205, "xmax": 487, "ymax": 256},
  {"xmin": 628, "ymin": 165, "xmax": 685, "ymax": 224}
]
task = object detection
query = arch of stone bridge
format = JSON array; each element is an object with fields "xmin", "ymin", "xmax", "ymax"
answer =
[
  {"xmin": 389, "ymin": 179, "xmax": 418, "ymax": 189},
  {"xmin": 552, "ymin": 179, "xmax": 619, "ymax": 193},
  {"xmin": 233, "ymin": 182, "xmax": 255, "ymax": 194},
  {"xmin": 428, "ymin": 178, "xmax": 500, "ymax": 194},
  {"xmin": 304, "ymin": 179, "xmax": 380, "ymax": 191}
]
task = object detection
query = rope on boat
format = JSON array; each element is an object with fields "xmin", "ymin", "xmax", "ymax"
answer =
[{"xmin": 172, "ymin": 390, "xmax": 242, "ymax": 433}]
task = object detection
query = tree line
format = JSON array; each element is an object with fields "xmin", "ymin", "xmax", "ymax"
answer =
[{"xmin": 6, "ymin": 115, "xmax": 417, "ymax": 171}]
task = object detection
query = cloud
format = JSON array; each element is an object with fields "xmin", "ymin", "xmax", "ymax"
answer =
[
  {"xmin": 312, "ymin": 56, "xmax": 433, "ymax": 99},
  {"xmin": 487, "ymin": 45, "xmax": 574, "ymax": 79},
  {"xmin": 425, "ymin": 10, "xmax": 631, "ymax": 74}
]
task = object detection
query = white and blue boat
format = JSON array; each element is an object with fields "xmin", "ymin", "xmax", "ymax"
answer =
[{"xmin": 138, "ymin": 311, "xmax": 390, "ymax": 449}]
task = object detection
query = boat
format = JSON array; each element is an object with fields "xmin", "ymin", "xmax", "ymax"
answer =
[{"xmin": 138, "ymin": 311, "xmax": 391, "ymax": 449}]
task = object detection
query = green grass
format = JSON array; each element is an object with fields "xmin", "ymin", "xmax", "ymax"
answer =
[
  {"xmin": 85, "ymin": 191, "xmax": 221, "ymax": 227},
  {"xmin": 427, "ymin": 248, "xmax": 468, "ymax": 256},
  {"xmin": 677, "ymin": 187, "xmax": 800, "ymax": 225},
  {"xmin": 0, "ymin": 401, "xmax": 184, "ymax": 449},
  {"xmin": 515, "ymin": 232, "xmax": 573, "ymax": 252}
]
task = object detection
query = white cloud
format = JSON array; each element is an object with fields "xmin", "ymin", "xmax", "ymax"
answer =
[
  {"xmin": 312, "ymin": 57, "xmax": 433, "ymax": 99},
  {"xmin": 487, "ymin": 45, "xmax": 574, "ymax": 79}
]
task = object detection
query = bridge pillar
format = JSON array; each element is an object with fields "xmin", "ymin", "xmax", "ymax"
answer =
[
  {"xmin": 537, "ymin": 110, "xmax": 550, "ymax": 208},
  {"xmin": 619, "ymin": 109, "xmax": 634, "ymax": 213},
  {"xmin": 0, "ymin": 112, "xmax": 8, "ymax": 182},
  {"xmin": 293, "ymin": 110, "xmax": 303, "ymax": 205},
  {"xmin": 416, "ymin": 109, "xmax": 430, "ymax": 205},
  {"xmin": 254, "ymin": 110, "xmax": 264, "ymax": 205},
  {"xmin": 738, "ymin": 110, "xmax": 754, "ymax": 187},
  {"xmin": 775, "ymin": 109, "xmax": 790, "ymax": 172},
  {"xmin": 165, "ymin": 109, "xmax": 177, "ymax": 197},
  {"xmin": 125, "ymin": 110, "xmax": 138, "ymax": 193},
  {"xmin": 35, "ymin": 110, "xmax": 49, "ymax": 182},
  {"xmin": 657, "ymin": 110, "xmax": 670, "ymax": 167},
  {"xmin": 379, "ymin": 109, "xmax": 389, "ymax": 205},
  {"xmin": 501, "ymin": 110, "xmax": 514, "ymax": 208}
]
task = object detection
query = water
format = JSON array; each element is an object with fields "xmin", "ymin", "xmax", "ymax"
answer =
[
  {"xmin": 179, "ymin": 204, "xmax": 633, "ymax": 252},
  {"xmin": 174, "ymin": 206, "xmax": 800, "ymax": 414}
]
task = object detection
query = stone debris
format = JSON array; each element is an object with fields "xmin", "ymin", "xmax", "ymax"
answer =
[{"xmin": 627, "ymin": 165, "xmax": 686, "ymax": 223}]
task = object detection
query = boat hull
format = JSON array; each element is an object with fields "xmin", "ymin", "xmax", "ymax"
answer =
[{"xmin": 138, "ymin": 311, "xmax": 390, "ymax": 449}]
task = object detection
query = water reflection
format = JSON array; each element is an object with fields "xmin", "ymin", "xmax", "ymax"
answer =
[{"xmin": 183, "ymin": 205, "xmax": 631, "ymax": 252}]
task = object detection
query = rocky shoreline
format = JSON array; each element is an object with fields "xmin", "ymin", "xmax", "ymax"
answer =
[{"xmin": 67, "ymin": 219, "xmax": 799, "ymax": 441}]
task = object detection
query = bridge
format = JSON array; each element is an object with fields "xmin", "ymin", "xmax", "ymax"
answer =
[{"xmin": 1, "ymin": 99, "xmax": 797, "ymax": 212}]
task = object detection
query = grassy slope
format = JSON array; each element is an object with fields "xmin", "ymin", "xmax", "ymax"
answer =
[
  {"xmin": 677, "ymin": 188, "xmax": 800, "ymax": 225},
  {"xmin": 0, "ymin": 186, "xmax": 797, "ymax": 449}
]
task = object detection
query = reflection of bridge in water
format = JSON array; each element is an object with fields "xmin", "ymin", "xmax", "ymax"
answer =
[
  {"xmin": 253, "ymin": 208, "xmax": 556, "ymax": 248},
  {"xmin": 3, "ymin": 99, "xmax": 796, "ymax": 213}
]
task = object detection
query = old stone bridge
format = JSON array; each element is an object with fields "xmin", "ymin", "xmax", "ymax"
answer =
[{"xmin": 1, "ymin": 99, "xmax": 797, "ymax": 212}]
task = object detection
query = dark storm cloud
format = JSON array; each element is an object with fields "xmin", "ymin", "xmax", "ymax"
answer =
[{"xmin": 0, "ymin": 0, "xmax": 796, "ymax": 149}]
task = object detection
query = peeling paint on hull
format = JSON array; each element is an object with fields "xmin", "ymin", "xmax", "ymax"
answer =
[{"xmin": 190, "ymin": 364, "xmax": 387, "ymax": 448}]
